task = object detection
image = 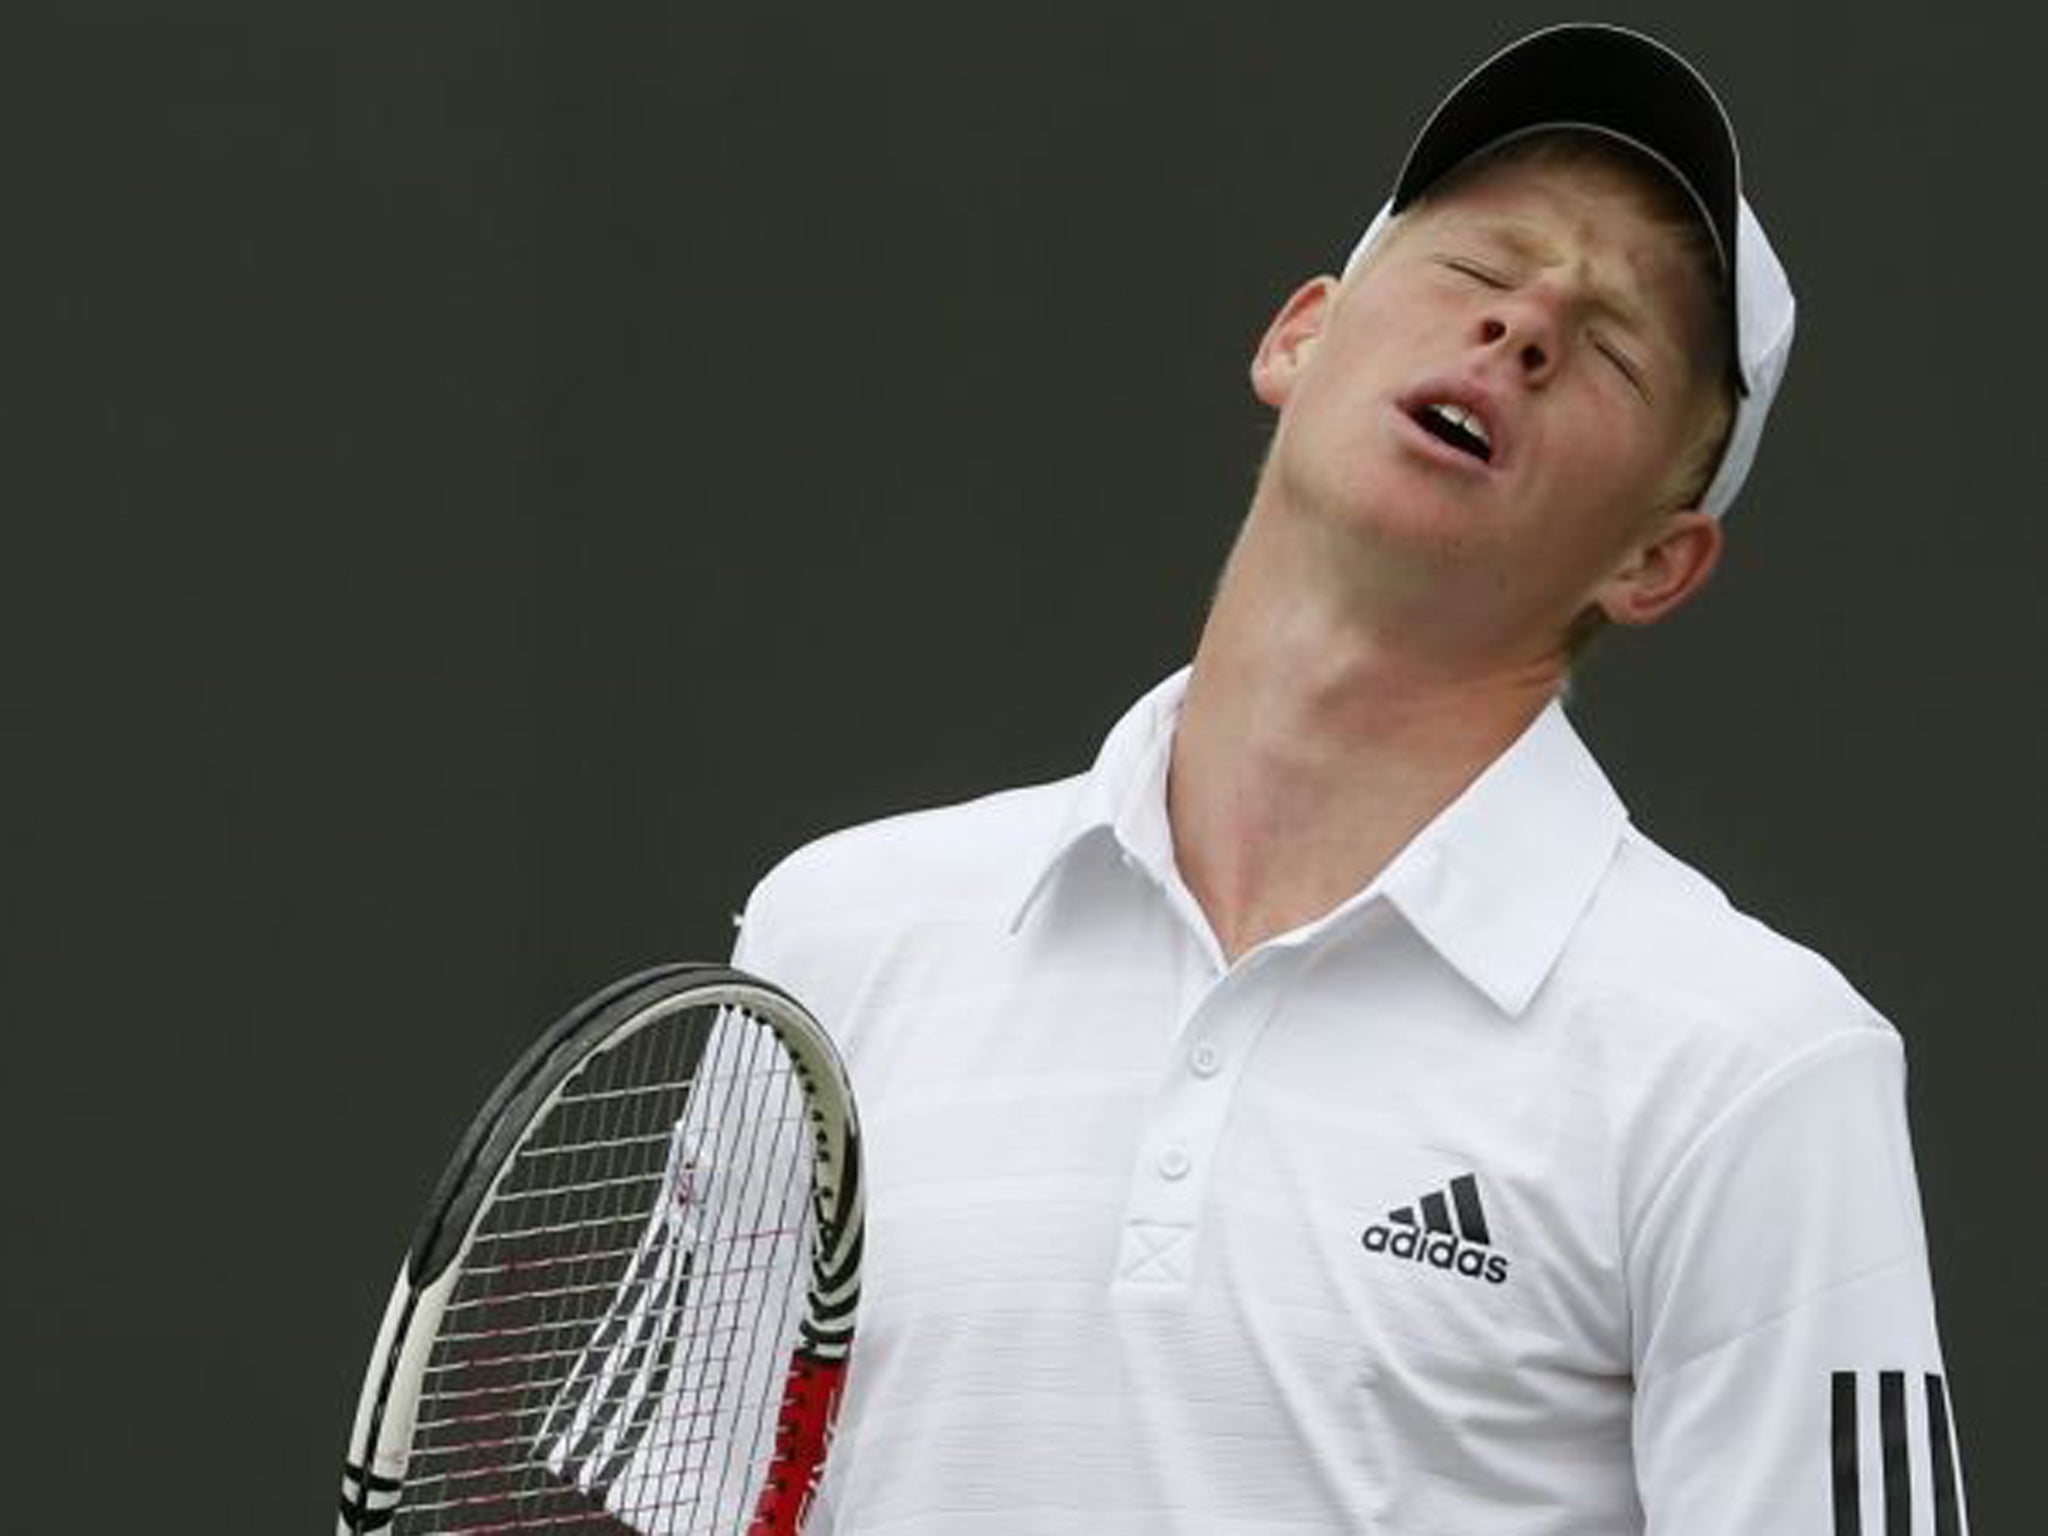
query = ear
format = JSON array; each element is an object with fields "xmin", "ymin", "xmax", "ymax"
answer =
[
  {"xmin": 1591, "ymin": 509, "xmax": 1723, "ymax": 628},
  {"xmin": 1249, "ymin": 276, "xmax": 1338, "ymax": 408}
]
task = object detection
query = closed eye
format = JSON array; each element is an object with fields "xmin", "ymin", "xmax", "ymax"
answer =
[
  {"xmin": 1438, "ymin": 255, "xmax": 1509, "ymax": 289},
  {"xmin": 1592, "ymin": 334, "xmax": 1649, "ymax": 399}
]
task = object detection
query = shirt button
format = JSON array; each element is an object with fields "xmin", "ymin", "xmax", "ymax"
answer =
[
  {"xmin": 1189, "ymin": 1042, "xmax": 1222, "ymax": 1077},
  {"xmin": 1157, "ymin": 1144, "xmax": 1192, "ymax": 1180}
]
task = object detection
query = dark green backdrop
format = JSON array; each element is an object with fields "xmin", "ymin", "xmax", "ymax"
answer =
[{"xmin": 6, "ymin": 4, "xmax": 2041, "ymax": 1528}]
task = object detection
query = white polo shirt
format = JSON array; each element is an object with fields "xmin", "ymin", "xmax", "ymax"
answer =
[{"xmin": 732, "ymin": 670, "xmax": 1965, "ymax": 1535}]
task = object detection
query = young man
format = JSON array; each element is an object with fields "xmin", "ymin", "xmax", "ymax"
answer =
[{"xmin": 731, "ymin": 24, "xmax": 1962, "ymax": 1534}]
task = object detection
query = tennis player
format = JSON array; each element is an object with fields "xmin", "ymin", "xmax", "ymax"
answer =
[{"xmin": 731, "ymin": 24, "xmax": 1964, "ymax": 1534}]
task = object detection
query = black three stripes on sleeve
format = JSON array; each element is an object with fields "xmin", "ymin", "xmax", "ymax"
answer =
[{"xmin": 1831, "ymin": 1371, "xmax": 1962, "ymax": 1536}]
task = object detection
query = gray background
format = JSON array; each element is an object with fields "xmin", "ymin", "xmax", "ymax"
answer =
[{"xmin": 6, "ymin": 3, "xmax": 2041, "ymax": 1528}]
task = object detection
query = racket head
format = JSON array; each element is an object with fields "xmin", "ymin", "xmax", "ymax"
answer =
[{"xmin": 337, "ymin": 964, "xmax": 861, "ymax": 1535}]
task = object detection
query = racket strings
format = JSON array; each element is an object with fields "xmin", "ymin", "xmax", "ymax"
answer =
[
  {"xmin": 396, "ymin": 1382, "xmax": 793, "ymax": 1515},
  {"xmin": 405, "ymin": 1362, "xmax": 761, "ymax": 1463},
  {"xmin": 390, "ymin": 1002, "xmax": 817, "ymax": 1534},
  {"xmin": 422, "ymin": 1292, "xmax": 805, "ymax": 1388},
  {"xmin": 434, "ymin": 1244, "xmax": 801, "ymax": 1316},
  {"xmin": 450, "ymin": 1234, "xmax": 798, "ymax": 1284},
  {"xmin": 683, "ymin": 1023, "xmax": 816, "ymax": 1525},
  {"xmin": 398, "ymin": 1025, "xmax": 678, "ymax": 1533},
  {"xmin": 604, "ymin": 1011, "xmax": 813, "ymax": 1527}
]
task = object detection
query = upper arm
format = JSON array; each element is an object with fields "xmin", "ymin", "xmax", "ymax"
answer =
[{"xmin": 1628, "ymin": 1030, "xmax": 1966, "ymax": 1534}]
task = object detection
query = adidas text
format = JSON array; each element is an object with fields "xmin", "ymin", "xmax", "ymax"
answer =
[{"xmin": 1361, "ymin": 1224, "xmax": 1509, "ymax": 1284}]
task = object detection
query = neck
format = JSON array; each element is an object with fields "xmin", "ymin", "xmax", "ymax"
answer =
[{"xmin": 1169, "ymin": 509, "xmax": 1564, "ymax": 961}]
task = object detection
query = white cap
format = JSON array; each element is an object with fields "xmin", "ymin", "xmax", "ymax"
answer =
[{"xmin": 1340, "ymin": 24, "xmax": 1796, "ymax": 520}]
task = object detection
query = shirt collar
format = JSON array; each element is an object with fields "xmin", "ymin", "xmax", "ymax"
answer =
[
  {"xmin": 1372, "ymin": 694, "xmax": 1627, "ymax": 1016},
  {"xmin": 1007, "ymin": 669, "xmax": 1190, "ymax": 929},
  {"xmin": 1009, "ymin": 667, "xmax": 1628, "ymax": 1018}
]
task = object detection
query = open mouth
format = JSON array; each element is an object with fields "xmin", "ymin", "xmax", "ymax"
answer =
[{"xmin": 1407, "ymin": 401, "xmax": 1494, "ymax": 465}]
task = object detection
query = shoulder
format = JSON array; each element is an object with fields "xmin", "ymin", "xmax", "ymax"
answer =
[
  {"xmin": 1560, "ymin": 820, "xmax": 1896, "ymax": 1067},
  {"xmin": 1551, "ymin": 825, "xmax": 1921, "ymax": 1309},
  {"xmin": 740, "ymin": 773, "xmax": 1082, "ymax": 946},
  {"xmin": 731, "ymin": 775, "xmax": 1083, "ymax": 1036}
]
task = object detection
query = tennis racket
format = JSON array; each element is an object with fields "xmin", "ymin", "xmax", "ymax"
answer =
[{"xmin": 336, "ymin": 964, "xmax": 862, "ymax": 1535}]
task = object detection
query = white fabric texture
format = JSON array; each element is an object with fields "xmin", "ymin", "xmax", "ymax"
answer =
[{"xmin": 724, "ymin": 670, "xmax": 1959, "ymax": 1535}]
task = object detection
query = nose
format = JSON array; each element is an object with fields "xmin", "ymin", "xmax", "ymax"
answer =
[{"xmin": 1477, "ymin": 302, "xmax": 1559, "ymax": 385}]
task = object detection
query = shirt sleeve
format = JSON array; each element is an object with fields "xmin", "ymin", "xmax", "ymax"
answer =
[{"xmin": 1628, "ymin": 1028, "xmax": 1968, "ymax": 1535}]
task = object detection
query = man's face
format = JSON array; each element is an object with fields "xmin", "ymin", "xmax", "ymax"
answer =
[{"xmin": 1249, "ymin": 149, "xmax": 1725, "ymax": 666}]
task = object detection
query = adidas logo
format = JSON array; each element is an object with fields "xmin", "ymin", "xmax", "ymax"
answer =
[{"xmin": 1361, "ymin": 1172, "xmax": 1509, "ymax": 1285}]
